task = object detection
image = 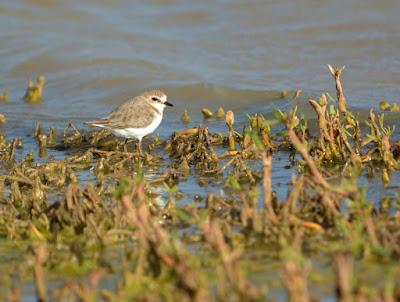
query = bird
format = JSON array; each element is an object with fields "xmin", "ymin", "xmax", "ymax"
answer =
[{"xmin": 85, "ymin": 90, "xmax": 173, "ymax": 153}]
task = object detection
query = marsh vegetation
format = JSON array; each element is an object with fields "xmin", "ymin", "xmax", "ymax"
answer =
[{"xmin": 0, "ymin": 66, "xmax": 399, "ymax": 301}]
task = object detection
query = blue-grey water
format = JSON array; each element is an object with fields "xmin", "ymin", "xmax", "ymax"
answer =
[{"xmin": 1, "ymin": 0, "xmax": 400, "ymax": 300}]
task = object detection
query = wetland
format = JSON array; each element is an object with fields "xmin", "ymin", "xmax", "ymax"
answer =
[{"xmin": 1, "ymin": 1, "xmax": 400, "ymax": 301}]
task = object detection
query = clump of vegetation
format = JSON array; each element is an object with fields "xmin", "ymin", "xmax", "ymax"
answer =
[
  {"xmin": 281, "ymin": 90, "xmax": 289, "ymax": 98},
  {"xmin": 0, "ymin": 65, "xmax": 399, "ymax": 301},
  {"xmin": 379, "ymin": 100, "xmax": 400, "ymax": 112},
  {"xmin": 23, "ymin": 75, "xmax": 46, "ymax": 103},
  {"xmin": 215, "ymin": 106, "xmax": 225, "ymax": 118},
  {"xmin": 181, "ymin": 109, "xmax": 191, "ymax": 124},
  {"xmin": 201, "ymin": 107, "xmax": 213, "ymax": 119},
  {"xmin": 0, "ymin": 89, "xmax": 8, "ymax": 102},
  {"xmin": 293, "ymin": 89, "xmax": 302, "ymax": 98}
]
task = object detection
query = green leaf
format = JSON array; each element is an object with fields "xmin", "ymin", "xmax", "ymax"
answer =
[{"xmin": 175, "ymin": 208, "xmax": 195, "ymax": 225}]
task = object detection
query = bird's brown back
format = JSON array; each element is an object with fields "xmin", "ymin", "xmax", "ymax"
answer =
[{"xmin": 86, "ymin": 95, "xmax": 156, "ymax": 129}]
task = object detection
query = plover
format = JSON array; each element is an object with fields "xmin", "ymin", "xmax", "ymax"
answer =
[{"xmin": 86, "ymin": 90, "xmax": 173, "ymax": 153}]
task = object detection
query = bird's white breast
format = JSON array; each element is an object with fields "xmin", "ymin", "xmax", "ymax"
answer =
[{"xmin": 111, "ymin": 112, "xmax": 163, "ymax": 141}]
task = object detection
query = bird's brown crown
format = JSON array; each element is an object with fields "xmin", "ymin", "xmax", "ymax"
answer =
[{"xmin": 140, "ymin": 90, "xmax": 167, "ymax": 100}]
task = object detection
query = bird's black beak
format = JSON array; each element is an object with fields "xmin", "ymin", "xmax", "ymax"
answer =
[{"xmin": 165, "ymin": 101, "xmax": 174, "ymax": 107}]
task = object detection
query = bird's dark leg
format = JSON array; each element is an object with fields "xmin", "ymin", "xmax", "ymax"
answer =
[{"xmin": 123, "ymin": 138, "xmax": 129, "ymax": 153}]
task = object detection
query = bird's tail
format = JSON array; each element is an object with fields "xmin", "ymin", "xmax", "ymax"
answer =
[{"xmin": 85, "ymin": 120, "xmax": 107, "ymax": 127}]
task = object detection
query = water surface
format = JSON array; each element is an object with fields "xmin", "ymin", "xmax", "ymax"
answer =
[{"xmin": 1, "ymin": 1, "xmax": 400, "ymax": 301}]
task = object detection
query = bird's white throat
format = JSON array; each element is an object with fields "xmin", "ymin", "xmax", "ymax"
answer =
[{"xmin": 150, "ymin": 102, "xmax": 167, "ymax": 114}]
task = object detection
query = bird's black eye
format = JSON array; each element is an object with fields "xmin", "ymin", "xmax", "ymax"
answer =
[{"xmin": 152, "ymin": 97, "xmax": 159, "ymax": 101}]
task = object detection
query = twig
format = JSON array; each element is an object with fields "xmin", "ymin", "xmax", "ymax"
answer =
[
  {"xmin": 333, "ymin": 252, "xmax": 353, "ymax": 302},
  {"xmin": 261, "ymin": 152, "xmax": 277, "ymax": 221},
  {"xmin": 175, "ymin": 128, "xmax": 199, "ymax": 137},
  {"xmin": 32, "ymin": 245, "xmax": 47, "ymax": 302},
  {"xmin": 328, "ymin": 64, "xmax": 347, "ymax": 113},
  {"xmin": 286, "ymin": 121, "xmax": 349, "ymax": 198}
]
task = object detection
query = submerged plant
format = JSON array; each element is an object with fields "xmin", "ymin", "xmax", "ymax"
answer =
[
  {"xmin": 201, "ymin": 107, "xmax": 213, "ymax": 119},
  {"xmin": 225, "ymin": 110, "xmax": 236, "ymax": 151},
  {"xmin": 0, "ymin": 114, "xmax": 5, "ymax": 125},
  {"xmin": 0, "ymin": 89, "xmax": 8, "ymax": 102},
  {"xmin": 181, "ymin": 109, "xmax": 191, "ymax": 124},
  {"xmin": 23, "ymin": 75, "xmax": 46, "ymax": 103},
  {"xmin": 215, "ymin": 106, "xmax": 225, "ymax": 118}
]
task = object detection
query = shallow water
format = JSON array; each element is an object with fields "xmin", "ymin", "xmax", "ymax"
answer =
[
  {"xmin": 1, "ymin": 0, "xmax": 400, "ymax": 137},
  {"xmin": 2, "ymin": 0, "xmax": 400, "ymax": 116},
  {"xmin": 1, "ymin": 0, "xmax": 400, "ymax": 300},
  {"xmin": 1, "ymin": 0, "xmax": 400, "ymax": 149}
]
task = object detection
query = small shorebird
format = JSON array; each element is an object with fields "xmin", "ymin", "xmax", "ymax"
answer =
[{"xmin": 86, "ymin": 90, "xmax": 173, "ymax": 153}]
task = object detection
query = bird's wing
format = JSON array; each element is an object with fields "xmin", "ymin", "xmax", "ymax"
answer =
[{"xmin": 86, "ymin": 97, "xmax": 155, "ymax": 129}]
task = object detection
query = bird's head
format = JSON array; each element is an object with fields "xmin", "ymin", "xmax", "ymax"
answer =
[{"xmin": 143, "ymin": 90, "xmax": 173, "ymax": 113}]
